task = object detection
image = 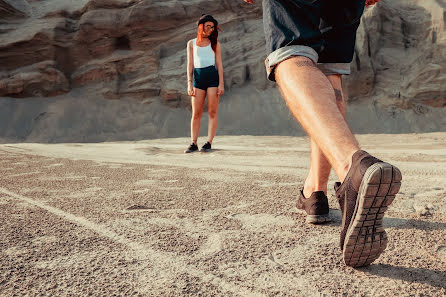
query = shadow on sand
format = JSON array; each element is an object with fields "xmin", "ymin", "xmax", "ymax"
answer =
[
  {"xmin": 327, "ymin": 209, "xmax": 446, "ymax": 231},
  {"xmin": 360, "ymin": 264, "xmax": 446, "ymax": 290}
]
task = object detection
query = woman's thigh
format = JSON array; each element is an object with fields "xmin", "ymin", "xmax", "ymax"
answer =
[
  {"xmin": 206, "ymin": 87, "xmax": 220, "ymax": 112},
  {"xmin": 192, "ymin": 88, "xmax": 207, "ymax": 114}
]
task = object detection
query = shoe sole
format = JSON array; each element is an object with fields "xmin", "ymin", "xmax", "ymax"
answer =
[
  {"xmin": 343, "ymin": 162, "xmax": 402, "ymax": 267},
  {"xmin": 306, "ymin": 214, "xmax": 331, "ymax": 224}
]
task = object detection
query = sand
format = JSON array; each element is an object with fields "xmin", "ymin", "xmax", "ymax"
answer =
[{"xmin": 0, "ymin": 133, "xmax": 445, "ymax": 296}]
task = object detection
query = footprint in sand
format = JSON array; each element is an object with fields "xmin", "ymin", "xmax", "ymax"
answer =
[
  {"xmin": 134, "ymin": 179, "xmax": 156, "ymax": 186},
  {"xmin": 436, "ymin": 246, "xmax": 446, "ymax": 261},
  {"xmin": 229, "ymin": 213, "xmax": 294, "ymax": 231},
  {"xmin": 199, "ymin": 233, "xmax": 223, "ymax": 256},
  {"xmin": 124, "ymin": 205, "xmax": 156, "ymax": 212}
]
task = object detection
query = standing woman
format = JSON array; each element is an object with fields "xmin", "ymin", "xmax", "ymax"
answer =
[{"xmin": 185, "ymin": 14, "xmax": 224, "ymax": 153}]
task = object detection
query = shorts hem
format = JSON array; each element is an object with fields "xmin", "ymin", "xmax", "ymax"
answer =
[
  {"xmin": 317, "ymin": 63, "xmax": 351, "ymax": 75},
  {"xmin": 265, "ymin": 45, "xmax": 319, "ymax": 81}
]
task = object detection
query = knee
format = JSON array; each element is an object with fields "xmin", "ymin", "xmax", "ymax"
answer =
[
  {"xmin": 208, "ymin": 109, "xmax": 218, "ymax": 119},
  {"xmin": 192, "ymin": 111, "xmax": 202, "ymax": 120}
]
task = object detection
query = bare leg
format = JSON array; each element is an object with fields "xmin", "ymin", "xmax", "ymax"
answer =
[
  {"xmin": 190, "ymin": 88, "xmax": 206, "ymax": 144},
  {"xmin": 206, "ymin": 87, "xmax": 220, "ymax": 144},
  {"xmin": 303, "ymin": 74, "xmax": 346, "ymax": 197},
  {"xmin": 275, "ymin": 56, "xmax": 359, "ymax": 182}
]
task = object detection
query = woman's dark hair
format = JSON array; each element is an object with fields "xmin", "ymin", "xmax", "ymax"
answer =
[{"xmin": 197, "ymin": 14, "xmax": 219, "ymax": 53}]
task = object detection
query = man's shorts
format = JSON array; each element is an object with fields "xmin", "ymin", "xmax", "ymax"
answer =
[
  {"xmin": 263, "ymin": 0, "xmax": 366, "ymax": 81},
  {"xmin": 193, "ymin": 65, "xmax": 219, "ymax": 90}
]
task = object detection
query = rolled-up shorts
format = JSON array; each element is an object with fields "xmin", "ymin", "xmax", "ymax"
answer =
[
  {"xmin": 193, "ymin": 65, "xmax": 219, "ymax": 90},
  {"xmin": 263, "ymin": 0, "xmax": 366, "ymax": 81}
]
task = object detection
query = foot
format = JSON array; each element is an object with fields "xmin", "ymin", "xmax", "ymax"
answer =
[
  {"xmin": 200, "ymin": 141, "xmax": 212, "ymax": 152},
  {"xmin": 184, "ymin": 143, "xmax": 198, "ymax": 153},
  {"xmin": 296, "ymin": 189, "xmax": 331, "ymax": 224},
  {"xmin": 335, "ymin": 150, "xmax": 402, "ymax": 267}
]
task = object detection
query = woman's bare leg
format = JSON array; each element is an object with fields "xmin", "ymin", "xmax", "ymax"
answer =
[
  {"xmin": 206, "ymin": 87, "xmax": 220, "ymax": 144},
  {"xmin": 191, "ymin": 88, "xmax": 206, "ymax": 144}
]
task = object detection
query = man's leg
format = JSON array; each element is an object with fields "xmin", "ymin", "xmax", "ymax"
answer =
[
  {"xmin": 276, "ymin": 56, "xmax": 401, "ymax": 267},
  {"xmin": 303, "ymin": 75, "xmax": 345, "ymax": 198},
  {"xmin": 276, "ymin": 56, "xmax": 358, "ymax": 182},
  {"xmin": 263, "ymin": 0, "xmax": 401, "ymax": 267}
]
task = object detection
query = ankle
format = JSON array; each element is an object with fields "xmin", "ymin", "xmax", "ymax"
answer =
[
  {"xmin": 338, "ymin": 150, "xmax": 357, "ymax": 183},
  {"xmin": 303, "ymin": 180, "xmax": 328, "ymax": 198}
]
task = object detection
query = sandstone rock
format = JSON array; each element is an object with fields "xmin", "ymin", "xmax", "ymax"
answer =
[
  {"xmin": 346, "ymin": 0, "xmax": 446, "ymax": 110},
  {"xmin": 0, "ymin": 0, "xmax": 444, "ymax": 141},
  {"xmin": 0, "ymin": 61, "xmax": 69, "ymax": 97},
  {"xmin": 0, "ymin": 0, "xmax": 30, "ymax": 20}
]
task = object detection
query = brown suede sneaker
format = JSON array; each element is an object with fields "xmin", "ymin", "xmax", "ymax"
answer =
[
  {"xmin": 296, "ymin": 189, "xmax": 331, "ymax": 224},
  {"xmin": 335, "ymin": 150, "xmax": 402, "ymax": 267}
]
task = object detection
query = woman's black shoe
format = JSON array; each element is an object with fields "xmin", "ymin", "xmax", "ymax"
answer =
[
  {"xmin": 200, "ymin": 141, "xmax": 212, "ymax": 152},
  {"xmin": 184, "ymin": 143, "xmax": 198, "ymax": 153}
]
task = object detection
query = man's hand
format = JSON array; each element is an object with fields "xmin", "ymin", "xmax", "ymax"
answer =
[
  {"xmin": 366, "ymin": 0, "xmax": 380, "ymax": 6},
  {"xmin": 243, "ymin": 0, "xmax": 254, "ymax": 4}
]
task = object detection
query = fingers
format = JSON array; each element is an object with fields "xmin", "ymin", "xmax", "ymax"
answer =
[{"xmin": 365, "ymin": 0, "xmax": 380, "ymax": 6}]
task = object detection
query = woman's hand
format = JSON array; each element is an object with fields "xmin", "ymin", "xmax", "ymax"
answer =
[
  {"xmin": 217, "ymin": 84, "xmax": 225, "ymax": 96},
  {"xmin": 365, "ymin": 0, "xmax": 380, "ymax": 6},
  {"xmin": 188, "ymin": 83, "xmax": 195, "ymax": 97}
]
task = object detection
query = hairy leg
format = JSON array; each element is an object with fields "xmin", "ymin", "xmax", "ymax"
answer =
[
  {"xmin": 206, "ymin": 87, "xmax": 220, "ymax": 144},
  {"xmin": 275, "ymin": 56, "xmax": 359, "ymax": 182},
  {"xmin": 303, "ymin": 74, "xmax": 346, "ymax": 197},
  {"xmin": 190, "ymin": 88, "xmax": 206, "ymax": 144}
]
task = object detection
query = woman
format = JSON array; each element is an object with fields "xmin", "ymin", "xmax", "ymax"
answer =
[{"xmin": 185, "ymin": 14, "xmax": 224, "ymax": 153}]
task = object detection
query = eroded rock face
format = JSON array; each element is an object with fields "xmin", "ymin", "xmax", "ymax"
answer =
[
  {"xmin": 346, "ymin": 0, "xmax": 446, "ymax": 111},
  {"xmin": 0, "ymin": 0, "xmax": 444, "ymax": 141},
  {"xmin": 0, "ymin": 61, "xmax": 69, "ymax": 97},
  {"xmin": 0, "ymin": 0, "xmax": 30, "ymax": 19}
]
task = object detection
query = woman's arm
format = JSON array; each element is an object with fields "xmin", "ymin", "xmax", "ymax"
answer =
[
  {"xmin": 215, "ymin": 42, "xmax": 224, "ymax": 96},
  {"xmin": 187, "ymin": 40, "xmax": 195, "ymax": 96}
]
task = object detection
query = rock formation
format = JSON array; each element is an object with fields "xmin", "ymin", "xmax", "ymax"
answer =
[{"xmin": 0, "ymin": 0, "xmax": 444, "ymax": 142}]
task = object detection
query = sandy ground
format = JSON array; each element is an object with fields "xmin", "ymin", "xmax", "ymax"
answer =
[{"xmin": 0, "ymin": 133, "xmax": 445, "ymax": 296}]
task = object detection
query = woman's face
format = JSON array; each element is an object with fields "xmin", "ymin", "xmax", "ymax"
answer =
[{"xmin": 202, "ymin": 21, "xmax": 215, "ymax": 37}]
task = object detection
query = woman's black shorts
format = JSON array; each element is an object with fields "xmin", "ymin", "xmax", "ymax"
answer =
[{"xmin": 193, "ymin": 65, "xmax": 219, "ymax": 90}]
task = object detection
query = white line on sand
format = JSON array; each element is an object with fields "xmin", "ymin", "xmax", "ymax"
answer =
[{"xmin": 0, "ymin": 187, "xmax": 265, "ymax": 297}]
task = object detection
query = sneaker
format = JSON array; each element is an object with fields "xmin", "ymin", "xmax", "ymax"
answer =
[
  {"xmin": 184, "ymin": 143, "xmax": 198, "ymax": 153},
  {"xmin": 200, "ymin": 141, "xmax": 212, "ymax": 152},
  {"xmin": 296, "ymin": 189, "xmax": 331, "ymax": 224},
  {"xmin": 335, "ymin": 150, "xmax": 402, "ymax": 267}
]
